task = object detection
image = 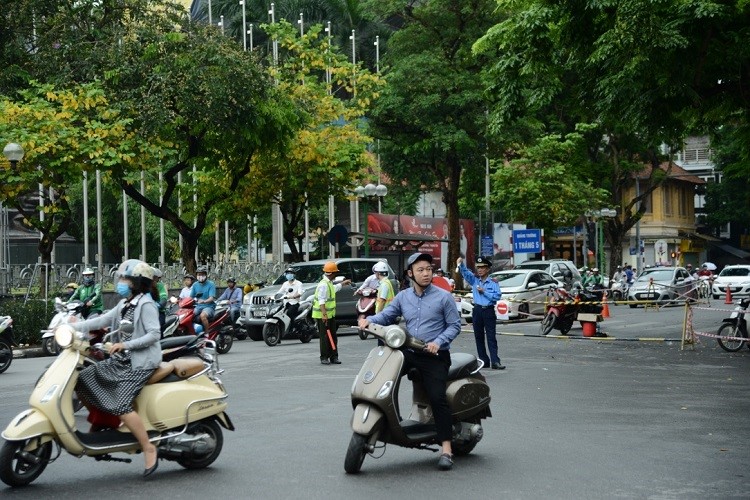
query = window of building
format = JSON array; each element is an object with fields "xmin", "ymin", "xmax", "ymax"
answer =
[{"xmin": 663, "ymin": 185, "xmax": 672, "ymax": 216}]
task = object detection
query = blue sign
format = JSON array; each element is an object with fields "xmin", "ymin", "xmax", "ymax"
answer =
[
  {"xmin": 480, "ymin": 235, "xmax": 494, "ymax": 257},
  {"xmin": 512, "ymin": 229, "xmax": 541, "ymax": 254}
]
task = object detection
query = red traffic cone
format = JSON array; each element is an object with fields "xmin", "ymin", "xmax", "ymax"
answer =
[
  {"xmin": 725, "ymin": 283, "xmax": 733, "ymax": 304},
  {"xmin": 601, "ymin": 291, "xmax": 610, "ymax": 319}
]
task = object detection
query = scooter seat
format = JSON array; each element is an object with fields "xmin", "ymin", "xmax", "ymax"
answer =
[
  {"xmin": 146, "ymin": 358, "xmax": 205, "ymax": 385},
  {"xmin": 160, "ymin": 336, "xmax": 193, "ymax": 349},
  {"xmin": 448, "ymin": 352, "xmax": 480, "ymax": 380},
  {"xmin": 147, "ymin": 361, "xmax": 175, "ymax": 384}
]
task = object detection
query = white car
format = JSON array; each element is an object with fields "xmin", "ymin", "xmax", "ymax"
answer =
[
  {"xmin": 458, "ymin": 269, "xmax": 558, "ymax": 322},
  {"xmin": 627, "ymin": 267, "xmax": 694, "ymax": 307},
  {"xmin": 712, "ymin": 265, "xmax": 750, "ymax": 299}
]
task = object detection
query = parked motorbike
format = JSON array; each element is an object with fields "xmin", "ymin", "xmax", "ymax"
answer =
[
  {"xmin": 717, "ymin": 297, "xmax": 750, "ymax": 352},
  {"xmin": 261, "ymin": 292, "xmax": 315, "ymax": 347},
  {"xmin": 355, "ymin": 287, "xmax": 378, "ymax": 340},
  {"xmin": 344, "ymin": 323, "xmax": 491, "ymax": 474},
  {"xmin": 0, "ymin": 315, "xmax": 14, "ymax": 374},
  {"xmin": 40, "ymin": 298, "xmax": 107, "ymax": 356},
  {"xmin": 0, "ymin": 322, "xmax": 234, "ymax": 487},
  {"xmin": 540, "ymin": 285, "xmax": 603, "ymax": 335},
  {"xmin": 173, "ymin": 296, "xmax": 233, "ymax": 355}
]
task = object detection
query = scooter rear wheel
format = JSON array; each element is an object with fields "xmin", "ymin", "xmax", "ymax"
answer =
[
  {"xmin": 298, "ymin": 318, "xmax": 315, "ymax": 344},
  {"xmin": 0, "ymin": 438, "xmax": 52, "ymax": 487},
  {"xmin": 540, "ymin": 313, "xmax": 556, "ymax": 336},
  {"xmin": 176, "ymin": 419, "xmax": 224, "ymax": 470},
  {"xmin": 717, "ymin": 323, "xmax": 746, "ymax": 352},
  {"xmin": 344, "ymin": 432, "xmax": 368, "ymax": 474},
  {"xmin": 262, "ymin": 323, "xmax": 282, "ymax": 347}
]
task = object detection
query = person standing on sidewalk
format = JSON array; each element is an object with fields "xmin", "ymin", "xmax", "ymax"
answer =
[
  {"xmin": 457, "ymin": 256, "xmax": 504, "ymax": 370},
  {"xmin": 312, "ymin": 261, "xmax": 351, "ymax": 365}
]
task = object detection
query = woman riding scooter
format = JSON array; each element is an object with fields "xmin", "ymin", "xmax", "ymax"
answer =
[{"xmin": 71, "ymin": 259, "xmax": 161, "ymax": 477}]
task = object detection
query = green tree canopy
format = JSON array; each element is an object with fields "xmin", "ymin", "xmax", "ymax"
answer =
[{"xmin": 364, "ymin": 0, "xmax": 502, "ymax": 276}]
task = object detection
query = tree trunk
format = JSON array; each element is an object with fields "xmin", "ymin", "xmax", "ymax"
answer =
[{"xmin": 444, "ymin": 157, "xmax": 463, "ymax": 288}]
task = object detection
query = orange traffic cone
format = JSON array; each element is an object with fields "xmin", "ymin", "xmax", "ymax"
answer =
[
  {"xmin": 601, "ymin": 291, "xmax": 610, "ymax": 319},
  {"xmin": 725, "ymin": 283, "xmax": 733, "ymax": 304}
]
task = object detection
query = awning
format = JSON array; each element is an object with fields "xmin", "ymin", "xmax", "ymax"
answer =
[
  {"xmin": 679, "ymin": 231, "xmax": 721, "ymax": 242},
  {"xmin": 347, "ymin": 231, "xmax": 448, "ymax": 250},
  {"xmin": 712, "ymin": 243, "xmax": 750, "ymax": 260}
]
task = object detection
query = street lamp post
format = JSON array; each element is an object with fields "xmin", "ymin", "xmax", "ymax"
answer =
[
  {"xmin": 586, "ymin": 208, "xmax": 617, "ymax": 273},
  {"xmin": 355, "ymin": 183, "xmax": 387, "ymax": 257},
  {"xmin": 2, "ymin": 143, "xmax": 24, "ymax": 294}
]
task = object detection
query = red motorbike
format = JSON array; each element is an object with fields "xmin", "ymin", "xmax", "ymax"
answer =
[
  {"xmin": 355, "ymin": 287, "xmax": 378, "ymax": 340},
  {"xmin": 174, "ymin": 297, "xmax": 233, "ymax": 354},
  {"xmin": 540, "ymin": 285, "xmax": 603, "ymax": 336}
]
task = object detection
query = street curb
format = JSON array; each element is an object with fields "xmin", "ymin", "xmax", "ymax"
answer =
[
  {"xmin": 498, "ymin": 331, "xmax": 682, "ymax": 342},
  {"xmin": 12, "ymin": 347, "xmax": 47, "ymax": 359}
]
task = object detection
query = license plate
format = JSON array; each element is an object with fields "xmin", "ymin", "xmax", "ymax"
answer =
[
  {"xmin": 640, "ymin": 293, "xmax": 657, "ymax": 299},
  {"xmin": 252, "ymin": 308, "xmax": 268, "ymax": 318}
]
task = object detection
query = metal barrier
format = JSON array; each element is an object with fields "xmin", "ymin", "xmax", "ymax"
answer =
[{"xmin": 0, "ymin": 261, "xmax": 286, "ymax": 299}]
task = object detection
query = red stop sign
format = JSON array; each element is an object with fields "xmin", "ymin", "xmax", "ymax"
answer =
[{"xmin": 496, "ymin": 302, "xmax": 508, "ymax": 315}]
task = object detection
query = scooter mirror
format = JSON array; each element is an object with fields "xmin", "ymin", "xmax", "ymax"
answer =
[{"xmin": 120, "ymin": 320, "xmax": 134, "ymax": 335}]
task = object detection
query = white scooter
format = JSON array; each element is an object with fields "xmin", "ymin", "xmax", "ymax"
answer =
[
  {"xmin": 0, "ymin": 315, "xmax": 14, "ymax": 374},
  {"xmin": 40, "ymin": 298, "xmax": 107, "ymax": 356},
  {"xmin": 0, "ymin": 322, "xmax": 234, "ymax": 487},
  {"xmin": 261, "ymin": 292, "xmax": 315, "ymax": 347}
]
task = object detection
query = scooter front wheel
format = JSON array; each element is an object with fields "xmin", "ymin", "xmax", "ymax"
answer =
[
  {"xmin": 215, "ymin": 332, "xmax": 233, "ymax": 354},
  {"xmin": 344, "ymin": 432, "xmax": 368, "ymax": 474},
  {"xmin": 0, "ymin": 438, "xmax": 52, "ymax": 487},
  {"xmin": 262, "ymin": 323, "xmax": 282, "ymax": 347},
  {"xmin": 0, "ymin": 340, "xmax": 12, "ymax": 374},
  {"xmin": 41, "ymin": 336, "xmax": 58, "ymax": 357},
  {"xmin": 540, "ymin": 313, "xmax": 556, "ymax": 336}
]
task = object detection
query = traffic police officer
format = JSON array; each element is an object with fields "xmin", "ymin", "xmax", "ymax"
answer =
[
  {"xmin": 312, "ymin": 261, "xmax": 351, "ymax": 364},
  {"xmin": 457, "ymin": 256, "xmax": 504, "ymax": 369}
]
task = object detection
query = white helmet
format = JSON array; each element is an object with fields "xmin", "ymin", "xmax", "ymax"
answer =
[{"xmin": 372, "ymin": 261, "xmax": 389, "ymax": 275}]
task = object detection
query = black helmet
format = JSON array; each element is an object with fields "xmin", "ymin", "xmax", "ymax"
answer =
[
  {"xmin": 227, "ymin": 277, "xmax": 236, "ymax": 283},
  {"xmin": 184, "ymin": 273, "xmax": 196, "ymax": 281},
  {"xmin": 284, "ymin": 267, "xmax": 296, "ymax": 275},
  {"xmin": 406, "ymin": 252, "xmax": 433, "ymax": 270}
]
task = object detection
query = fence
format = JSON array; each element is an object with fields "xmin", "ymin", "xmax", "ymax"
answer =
[{"xmin": 1, "ymin": 261, "xmax": 286, "ymax": 299}]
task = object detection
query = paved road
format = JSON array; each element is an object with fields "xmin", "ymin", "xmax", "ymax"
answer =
[{"xmin": 1, "ymin": 306, "xmax": 749, "ymax": 499}]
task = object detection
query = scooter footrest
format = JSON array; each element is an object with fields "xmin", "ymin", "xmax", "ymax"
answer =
[
  {"xmin": 76, "ymin": 429, "xmax": 160, "ymax": 447},
  {"xmin": 400, "ymin": 419, "xmax": 436, "ymax": 441}
]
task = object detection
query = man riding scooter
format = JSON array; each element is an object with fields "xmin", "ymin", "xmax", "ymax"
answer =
[
  {"xmin": 70, "ymin": 267, "xmax": 103, "ymax": 319},
  {"xmin": 280, "ymin": 268, "xmax": 303, "ymax": 320},
  {"xmin": 359, "ymin": 252, "xmax": 461, "ymax": 471},
  {"xmin": 190, "ymin": 266, "xmax": 216, "ymax": 335}
]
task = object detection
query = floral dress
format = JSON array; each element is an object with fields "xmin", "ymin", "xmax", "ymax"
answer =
[{"xmin": 76, "ymin": 296, "xmax": 155, "ymax": 416}]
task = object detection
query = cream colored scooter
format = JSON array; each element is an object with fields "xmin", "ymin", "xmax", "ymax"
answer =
[{"xmin": 0, "ymin": 323, "xmax": 234, "ymax": 487}]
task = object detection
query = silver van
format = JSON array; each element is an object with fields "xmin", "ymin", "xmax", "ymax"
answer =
[
  {"xmin": 237, "ymin": 258, "xmax": 397, "ymax": 341},
  {"xmin": 513, "ymin": 259, "xmax": 581, "ymax": 289}
]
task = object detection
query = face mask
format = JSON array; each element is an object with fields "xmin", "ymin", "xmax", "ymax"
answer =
[
  {"xmin": 285, "ymin": 274, "xmax": 294, "ymax": 281},
  {"xmin": 83, "ymin": 277, "xmax": 94, "ymax": 286},
  {"xmin": 116, "ymin": 282, "xmax": 131, "ymax": 298},
  {"xmin": 198, "ymin": 275, "xmax": 207, "ymax": 283}
]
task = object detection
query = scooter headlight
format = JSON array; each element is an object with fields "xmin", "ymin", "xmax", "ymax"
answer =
[
  {"xmin": 384, "ymin": 326, "xmax": 406, "ymax": 349},
  {"xmin": 54, "ymin": 324, "xmax": 76, "ymax": 349}
]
